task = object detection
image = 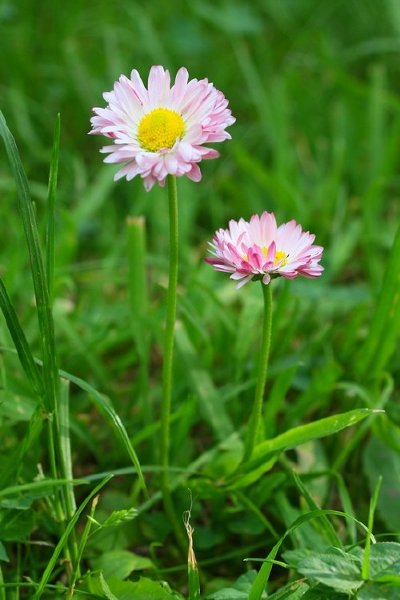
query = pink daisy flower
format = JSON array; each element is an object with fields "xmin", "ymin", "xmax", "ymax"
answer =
[
  {"xmin": 89, "ymin": 65, "xmax": 235, "ymax": 191},
  {"xmin": 206, "ymin": 211, "xmax": 324, "ymax": 288}
]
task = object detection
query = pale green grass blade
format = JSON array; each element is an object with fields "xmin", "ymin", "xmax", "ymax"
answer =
[
  {"xmin": 0, "ymin": 111, "xmax": 58, "ymax": 413},
  {"xmin": 361, "ymin": 476, "xmax": 382, "ymax": 580},
  {"xmin": 127, "ymin": 216, "xmax": 148, "ymax": 356},
  {"xmin": 127, "ymin": 216, "xmax": 153, "ymax": 431},
  {"xmin": 356, "ymin": 223, "xmax": 400, "ymax": 378},
  {"xmin": 45, "ymin": 113, "xmax": 60, "ymax": 306},
  {"xmin": 58, "ymin": 368, "xmax": 148, "ymax": 498},
  {"xmin": 69, "ymin": 495, "xmax": 99, "ymax": 596},
  {"xmin": 0, "ymin": 277, "xmax": 43, "ymax": 398},
  {"xmin": 59, "ymin": 378, "xmax": 76, "ymax": 514},
  {"xmin": 32, "ymin": 475, "xmax": 112, "ymax": 599},
  {"xmin": 334, "ymin": 473, "xmax": 357, "ymax": 545}
]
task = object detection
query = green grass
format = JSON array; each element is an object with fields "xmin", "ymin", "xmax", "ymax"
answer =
[{"xmin": 0, "ymin": 0, "xmax": 400, "ymax": 598}]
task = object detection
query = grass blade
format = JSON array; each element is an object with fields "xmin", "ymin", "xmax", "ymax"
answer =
[
  {"xmin": 45, "ymin": 113, "xmax": 60, "ymax": 306},
  {"xmin": 356, "ymin": 223, "xmax": 400, "ymax": 379},
  {"xmin": 291, "ymin": 471, "xmax": 341, "ymax": 548},
  {"xmin": 361, "ymin": 476, "xmax": 382, "ymax": 580},
  {"xmin": 0, "ymin": 110, "xmax": 58, "ymax": 413},
  {"xmin": 0, "ymin": 277, "xmax": 43, "ymax": 398},
  {"xmin": 32, "ymin": 475, "xmax": 112, "ymax": 599},
  {"xmin": 59, "ymin": 378, "xmax": 76, "ymax": 514}
]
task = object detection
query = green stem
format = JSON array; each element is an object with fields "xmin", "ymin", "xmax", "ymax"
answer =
[
  {"xmin": 243, "ymin": 281, "xmax": 273, "ymax": 461},
  {"xmin": 160, "ymin": 175, "xmax": 186, "ymax": 552}
]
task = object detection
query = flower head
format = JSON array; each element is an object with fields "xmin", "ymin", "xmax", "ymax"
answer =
[
  {"xmin": 206, "ymin": 212, "xmax": 324, "ymax": 288},
  {"xmin": 90, "ymin": 65, "xmax": 235, "ymax": 191}
]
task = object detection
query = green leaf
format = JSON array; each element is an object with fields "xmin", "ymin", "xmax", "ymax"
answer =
[
  {"xmin": 92, "ymin": 550, "xmax": 152, "ymax": 580},
  {"xmin": 357, "ymin": 582, "xmax": 400, "ymax": 599},
  {"xmin": 245, "ymin": 409, "xmax": 380, "ymax": 473},
  {"xmin": 367, "ymin": 542, "xmax": 400, "ymax": 583},
  {"xmin": 290, "ymin": 546, "xmax": 363, "ymax": 593},
  {"xmin": 88, "ymin": 574, "xmax": 183, "ymax": 599}
]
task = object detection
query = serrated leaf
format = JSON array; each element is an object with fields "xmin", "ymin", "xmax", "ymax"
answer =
[
  {"xmin": 93, "ymin": 550, "xmax": 152, "ymax": 580},
  {"xmin": 294, "ymin": 547, "xmax": 363, "ymax": 593},
  {"xmin": 368, "ymin": 542, "xmax": 400, "ymax": 583}
]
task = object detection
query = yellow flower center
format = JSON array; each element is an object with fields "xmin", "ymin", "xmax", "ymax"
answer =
[
  {"xmin": 137, "ymin": 108, "xmax": 185, "ymax": 152},
  {"xmin": 243, "ymin": 247, "xmax": 288, "ymax": 266},
  {"xmin": 274, "ymin": 250, "xmax": 288, "ymax": 265},
  {"xmin": 262, "ymin": 246, "xmax": 288, "ymax": 266}
]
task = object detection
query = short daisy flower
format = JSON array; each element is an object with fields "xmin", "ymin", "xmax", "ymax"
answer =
[
  {"xmin": 206, "ymin": 211, "xmax": 324, "ymax": 288},
  {"xmin": 90, "ymin": 65, "xmax": 235, "ymax": 191}
]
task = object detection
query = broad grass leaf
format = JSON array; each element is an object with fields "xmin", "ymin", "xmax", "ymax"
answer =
[
  {"xmin": 92, "ymin": 550, "xmax": 153, "ymax": 580},
  {"xmin": 246, "ymin": 409, "xmax": 380, "ymax": 472},
  {"xmin": 88, "ymin": 574, "xmax": 183, "ymax": 599}
]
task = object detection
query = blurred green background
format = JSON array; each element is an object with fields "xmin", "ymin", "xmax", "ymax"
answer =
[{"xmin": 0, "ymin": 0, "xmax": 400, "ymax": 590}]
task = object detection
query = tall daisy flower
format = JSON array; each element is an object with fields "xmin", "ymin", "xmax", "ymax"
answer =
[
  {"xmin": 206, "ymin": 211, "xmax": 324, "ymax": 288},
  {"xmin": 206, "ymin": 211, "xmax": 324, "ymax": 462},
  {"xmin": 90, "ymin": 65, "xmax": 235, "ymax": 190},
  {"xmin": 90, "ymin": 66, "xmax": 234, "ymax": 551}
]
